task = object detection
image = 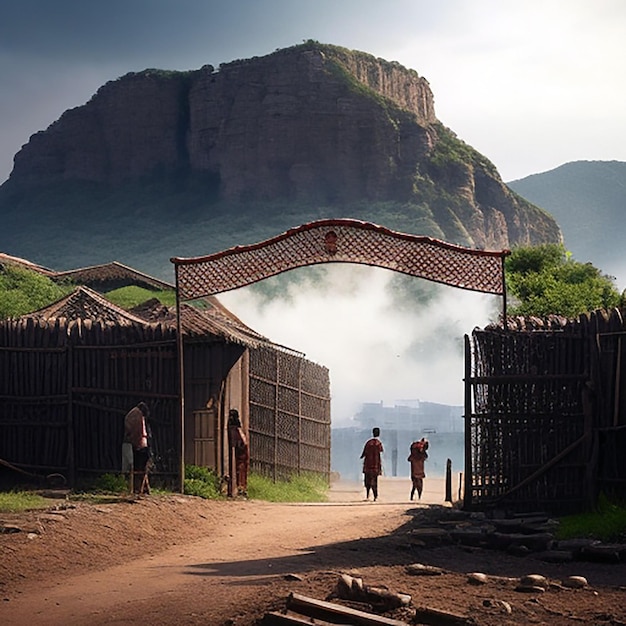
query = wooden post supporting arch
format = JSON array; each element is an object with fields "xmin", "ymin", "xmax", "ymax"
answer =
[{"xmin": 171, "ymin": 218, "xmax": 510, "ymax": 490}]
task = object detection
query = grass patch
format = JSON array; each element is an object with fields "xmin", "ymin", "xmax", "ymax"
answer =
[
  {"xmin": 247, "ymin": 472, "xmax": 328, "ymax": 502},
  {"xmin": 556, "ymin": 494, "xmax": 626, "ymax": 542},
  {"xmin": 0, "ymin": 491, "xmax": 49, "ymax": 513},
  {"xmin": 105, "ymin": 285, "xmax": 176, "ymax": 309}
]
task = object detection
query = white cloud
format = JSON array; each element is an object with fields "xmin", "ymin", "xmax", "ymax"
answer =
[{"xmin": 220, "ymin": 264, "xmax": 499, "ymax": 426}]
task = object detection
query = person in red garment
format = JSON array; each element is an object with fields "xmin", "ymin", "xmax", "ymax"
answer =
[
  {"xmin": 408, "ymin": 437, "xmax": 429, "ymax": 500},
  {"xmin": 228, "ymin": 409, "xmax": 249, "ymax": 497},
  {"xmin": 360, "ymin": 427, "xmax": 383, "ymax": 501}
]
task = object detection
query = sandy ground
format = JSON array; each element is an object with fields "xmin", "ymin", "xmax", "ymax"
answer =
[
  {"xmin": 1, "ymin": 477, "xmax": 625, "ymax": 626},
  {"xmin": 327, "ymin": 476, "xmax": 448, "ymax": 504}
]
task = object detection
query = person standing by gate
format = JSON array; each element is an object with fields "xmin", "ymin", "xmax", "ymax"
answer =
[
  {"xmin": 360, "ymin": 427, "xmax": 383, "ymax": 501},
  {"xmin": 123, "ymin": 401, "xmax": 151, "ymax": 494},
  {"xmin": 408, "ymin": 437, "xmax": 429, "ymax": 500},
  {"xmin": 228, "ymin": 409, "xmax": 249, "ymax": 497}
]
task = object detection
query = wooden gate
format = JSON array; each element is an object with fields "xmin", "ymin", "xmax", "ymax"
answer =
[{"xmin": 464, "ymin": 309, "xmax": 626, "ymax": 514}]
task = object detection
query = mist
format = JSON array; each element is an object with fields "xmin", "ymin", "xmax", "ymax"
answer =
[{"xmin": 219, "ymin": 263, "xmax": 501, "ymax": 426}]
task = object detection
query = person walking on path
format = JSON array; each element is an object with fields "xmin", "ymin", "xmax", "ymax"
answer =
[
  {"xmin": 408, "ymin": 437, "xmax": 429, "ymax": 500},
  {"xmin": 360, "ymin": 427, "xmax": 383, "ymax": 501}
]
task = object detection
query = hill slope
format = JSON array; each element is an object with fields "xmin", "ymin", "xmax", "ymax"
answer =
[
  {"xmin": 507, "ymin": 160, "xmax": 626, "ymax": 288},
  {"xmin": 0, "ymin": 42, "xmax": 560, "ymax": 280}
]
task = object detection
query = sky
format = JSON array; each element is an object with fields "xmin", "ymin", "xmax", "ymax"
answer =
[
  {"xmin": 2, "ymin": 0, "xmax": 626, "ymax": 185},
  {"xmin": 2, "ymin": 1, "xmax": 625, "ymax": 424}
]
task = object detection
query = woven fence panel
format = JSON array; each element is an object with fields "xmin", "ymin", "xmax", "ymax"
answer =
[
  {"xmin": 300, "ymin": 359, "xmax": 330, "ymax": 396},
  {"xmin": 468, "ymin": 328, "xmax": 589, "ymax": 512},
  {"xmin": 299, "ymin": 443, "xmax": 328, "ymax": 473},
  {"xmin": 278, "ymin": 351, "xmax": 301, "ymax": 387},
  {"xmin": 250, "ymin": 377, "xmax": 276, "ymax": 410},
  {"xmin": 173, "ymin": 219, "xmax": 507, "ymax": 300},
  {"xmin": 276, "ymin": 411, "xmax": 299, "ymax": 442},
  {"xmin": 249, "ymin": 346, "xmax": 330, "ymax": 479},
  {"xmin": 301, "ymin": 416, "xmax": 329, "ymax": 447},
  {"xmin": 277, "ymin": 386, "xmax": 300, "ymax": 414},
  {"xmin": 301, "ymin": 393, "xmax": 330, "ymax": 423},
  {"xmin": 249, "ymin": 346, "xmax": 277, "ymax": 381}
]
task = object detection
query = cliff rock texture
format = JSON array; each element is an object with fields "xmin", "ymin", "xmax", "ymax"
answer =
[{"xmin": 2, "ymin": 42, "xmax": 561, "ymax": 254}]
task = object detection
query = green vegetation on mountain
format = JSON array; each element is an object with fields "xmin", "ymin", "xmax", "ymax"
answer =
[
  {"xmin": 505, "ymin": 243, "xmax": 623, "ymax": 318},
  {"xmin": 0, "ymin": 42, "xmax": 561, "ymax": 278},
  {"xmin": 507, "ymin": 160, "xmax": 626, "ymax": 287}
]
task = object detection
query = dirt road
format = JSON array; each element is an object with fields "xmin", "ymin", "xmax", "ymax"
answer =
[
  {"xmin": 2, "ymin": 477, "xmax": 625, "ymax": 626},
  {"xmin": 1, "ymin": 478, "xmax": 424, "ymax": 625}
]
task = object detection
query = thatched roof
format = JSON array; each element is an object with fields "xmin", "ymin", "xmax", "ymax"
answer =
[
  {"xmin": 5, "ymin": 253, "xmax": 298, "ymax": 352},
  {"xmin": 130, "ymin": 297, "xmax": 295, "ymax": 351},
  {"xmin": 22, "ymin": 286, "xmax": 291, "ymax": 351},
  {"xmin": 26, "ymin": 286, "xmax": 156, "ymax": 327},
  {"xmin": 52, "ymin": 261, "xmax": 173, "ymax": 292},
  {"xmin": 0, "ymin": 252, "xmax": 56, "ymax": 277},
  {"xmin": 0, "ymin": 253, "xmax": 172, "ymax": 292}
]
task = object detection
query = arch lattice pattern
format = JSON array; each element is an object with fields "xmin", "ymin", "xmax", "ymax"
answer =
[{"xmin": 171, "ymin": 219, "xmax": 508, "ymax": 300}]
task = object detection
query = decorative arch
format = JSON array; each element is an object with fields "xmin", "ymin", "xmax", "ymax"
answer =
[
  {"xmin": 169, "ymin": 218, "xmax": 510, "ymax": 490},
  {"xmin": 171, "ymin": 218, "xmax": 510, "ymax": 303}
]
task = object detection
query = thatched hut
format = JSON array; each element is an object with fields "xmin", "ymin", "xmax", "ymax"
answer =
[{"xmin": 0, "ymin": 258, "xmax": 330, "ymax": 489}]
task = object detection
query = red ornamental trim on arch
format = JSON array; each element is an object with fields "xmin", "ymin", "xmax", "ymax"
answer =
[{"xmin": 171, "ymin": 219, "xmax": 509, "ymax": 301}]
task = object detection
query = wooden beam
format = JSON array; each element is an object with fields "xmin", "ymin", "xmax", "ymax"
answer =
[{"xmin": 286, "ymin": 592, "xmax": 408, "ymax": 626}]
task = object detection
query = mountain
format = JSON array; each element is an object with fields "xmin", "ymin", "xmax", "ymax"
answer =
[
  {"xmin": 507, "ymin": 160, "xmax": 626, "ymax": 289},
  {"xmin": 0, "ymin": 41, "xmax": 561, "ymax": 281}
]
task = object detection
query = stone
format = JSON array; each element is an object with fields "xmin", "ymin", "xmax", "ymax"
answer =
[
  {"xmin": 562, "ymin": 576, "xmax": 588, "ymax": 589},
  {"xmin": 519, "ymin": 574, "xmax": 549, "ymax": 589},
  {"xmin": 467, "ymin": 572, "xmax": 489, "ymax": 585},
  {"xmin": 405, "ymin": 563, "xmax": 444, "ymax": 576}
]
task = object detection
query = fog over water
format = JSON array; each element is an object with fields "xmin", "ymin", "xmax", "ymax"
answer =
[{"xmin": 219, "ymin": 263, "xmax": 500, "ymax": 426}]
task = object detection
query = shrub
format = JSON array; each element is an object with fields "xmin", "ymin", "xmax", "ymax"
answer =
[{"xmin": 183, "ymin": 465, "xmax": 223, "ymax": 500}]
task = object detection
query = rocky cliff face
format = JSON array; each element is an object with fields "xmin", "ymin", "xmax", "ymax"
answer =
[{"xmin": 3, "ymin": 42, "xmax": 561, "ymax": 250}]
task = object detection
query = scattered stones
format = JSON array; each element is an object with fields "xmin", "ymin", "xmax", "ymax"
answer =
[{"xmin": 405, "ymin": 563, "xmax": 444, "ymax": 576}]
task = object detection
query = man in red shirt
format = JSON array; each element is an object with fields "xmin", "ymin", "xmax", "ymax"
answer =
[{"xmin": 360, "ymin": 427, "xmax": 383, "ymax": 501}]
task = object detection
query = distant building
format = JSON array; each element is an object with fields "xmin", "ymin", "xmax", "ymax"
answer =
[
  {"xmin": 354, "ymin": 400, "xmax": 463, "ymax": 433},
  {"xmin": 332, "ymin": 400, "xmax": 464, "ymax": 483}
]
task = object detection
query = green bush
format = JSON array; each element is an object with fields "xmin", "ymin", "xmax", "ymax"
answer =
[
  {"xmin": 183, "ymin": 465, "xmax": 223, "ymax": 500},
  {"xmin": 90, "ymin": 473, "xmax": 129, "ymax": 493},
  {"xmin": 0, "ymin": 265, "xmax": 74, "ymax": 319}
]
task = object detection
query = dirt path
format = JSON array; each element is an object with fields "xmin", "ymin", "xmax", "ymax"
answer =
[
  {"xmin": 2, "ymin": 478, "xmax": 625, "ymax": 626},
  {"xmin": 1, "ymin": 479, "xmax": 422, "ymax": 625}
]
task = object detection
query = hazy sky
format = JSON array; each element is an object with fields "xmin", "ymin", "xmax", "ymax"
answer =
[
  {"xmin": 2, "ymin": 1, "xmax": 625, "ymax": 423},
  {"xmin": 2, "ymin": 0, "xmax": 625, "ymax": 185}
]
